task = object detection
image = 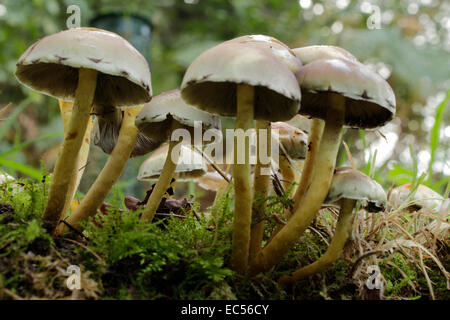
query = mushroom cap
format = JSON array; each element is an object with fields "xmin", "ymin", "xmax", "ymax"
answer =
[
  {"xmin": 285, "ymin": 114, "xmax": 311, "ymax": 133},
  {"xmin": 136, "ymin": 89, "xmax": 220, "ymax": 129},
  {"xmin": 388, "ymin": 184, "xmax": 445, "ymax": 212},
  {"xmin": 293, "ymin": 45, "xmax": 358, "ymax": 65},
  {"xmin": 0, "ymin": 171, "xmax": 15, "ymax": 184},
  {"xmin": 197, "ymin": 171, "xmax": 230, "ymax": 192},
  {"xmin": 15, "ymin": 27, "xmax": 152, "ymax": 107},
  {"xmin": 137, "ymin": 144, "xmax": 207, "ymax": 181},
  {"xmin": 92, "ymin": 109, "xmax": 163, "ymax": 157},
  {"xmin": 325, "ymin": 167, "xmax": 387, "ymax": 211},
  {"xmin": 297, "ymin": 58, "xmax": 396, "ymax": 129},
  {"xmin": 180, "ymin": 35, "xmax": 302, "ymax": 121},
  {"xmin": 271, "ymin": 121, "xmax": 308, "ymax": 160}
]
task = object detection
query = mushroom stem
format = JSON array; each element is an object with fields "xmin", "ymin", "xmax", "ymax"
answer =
[
  {"xmin": 231, "ymin": 84, "xmax": 255, "ymax": 273},
  {"xmin": 43, "ymin": 68, "xmax": 98, "ymax": 231},
  {"xmin": 248, "ymin": 93, "xmax": 345, "ymax": 277},
  {"xmin": 141, "ymin": 121, "xmax": 183, "ymax": 222},
  {"xmin": 249, "ymin": 120, "xmax": 271, "ymax": 262},
  {"xmin": 292, "ymin": 118, "xmax": 325, "ymax": 214},
  {"xmin": 55, "ymin": 105, "xmax": 142, "ymax": 235},
  {"xmin": 278, "ymin": 198, "xmax": 356, "ymax": 286},
  {"xmin": 58, "ymin": 100, "xmax": 93, "ymax": 220}
]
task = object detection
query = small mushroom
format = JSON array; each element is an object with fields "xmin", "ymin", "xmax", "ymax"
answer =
[
  {"xmin": 278, "ymin": 167, "xmax": 386, "ymax": 286},
  {"xmin": 0, "ymin": 171, "xmax": 24, "ymax": 195},
  {"xmin": 16, "ymin": 27, "xmax": 151, "ymax": 232},
  {"xmin": 181, "ymin": 34, "xmax": 302, "ymax": 272},
  {"xmin": 271, "ymin": 121, "xmax": 308, "ymax": 193},
  {"xmin": 135, "ymin": 89, "xmax": 220, "ymax": 222},
  {"xmin": 250, "ymin": 58, "xmax": 396, "ymax": 276},
  {"xmin": 137, "ymin": 144, "xmax": 207, "ymax": 182},
  {"xmin": 388, "ymin": 183, "xmax": 446, "ymax": 212}
]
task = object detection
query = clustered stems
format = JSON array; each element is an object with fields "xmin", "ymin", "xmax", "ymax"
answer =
[
  {"xmin": 249, "ymin": 120, "xmax": 271, "ymax": 262},
  {"xmin": 141, "ymin": 121, "xmax": 184, "ymax": 222},
  {"xmin": 231, "ymin": 84, "xmax": 255, "ymax": 274},
  {"xmin": 248, "ymin": 93, "xmax": 346, "ymax": 276},
  {"xmin": 278, "ymin": 198, "xmax": 356, "ymax": 286},
  {"xmin": 55, "ymin": 106, "xmax": 142, "ymax": 235},
  {"xmin": 43, "ymin": 68, "xmax": 98, "ymax": 231},
  {"xmin": 57, "ymin": 100, "xmax": 94, "ymax": 221},
  {"xmin": 292, "ymin": 118, "xmax": 325, "ymax": 214}
]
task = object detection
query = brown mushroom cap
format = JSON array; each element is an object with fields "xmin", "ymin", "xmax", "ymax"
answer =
[
  {"xmin": 137, "ymin": 144, "xmax": 207, "ymax": 181},
  {"xmin": 271, "ymin": 121, "xmax": 308, "ymax": 160},
  {"xmin": 181, "ymin": 35, "xmax": 302, "ymax": 121},
  {"xmin": 15, "ymin": 27, "xmax": 151, "ymax": 107},
  {"xmin": 135, "ymin": 89, "xmax": 221, "ymax": 142},
  {"xmin": 293, "ymin": 45, "xmax": 358, "ymax": 65},
  {"xmin": 297, "ymin": 58, "xmax": 396, "ymax": 129},
  {"xmin": 325, "ymin": 167, "xmax": 387, "ymax": 211}
]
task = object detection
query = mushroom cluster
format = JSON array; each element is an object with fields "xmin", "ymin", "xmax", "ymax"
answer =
[{"xmin": 14, "ymin": 27, "xmax": 400, "ymax": 285}]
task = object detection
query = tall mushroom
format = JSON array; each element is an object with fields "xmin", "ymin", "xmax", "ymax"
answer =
[
  {"xmin": 135, "ymin": 89, "xmax": 221, "ymax": 222},
  {"xmin": 249, "ymin": 58, "xmax": 395, "ymax": 276},
  {"xmin": 278, "ymin": 167, "xmax": 386, "ymax": 286},
  {"xmin": 15, "ymin": 27, "xmax": 151, "ymax": 232},
  {"xmin": 291, "ymin": 45, "xmax": 358, "ymax": 212},
  {"xmin": 181, "ymin": 35, "xmax": 302, "ymax": 272}
]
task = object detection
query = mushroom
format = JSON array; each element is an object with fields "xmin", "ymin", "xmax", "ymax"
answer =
[
  {"xmin": 0, "ymin": 171, "xmax": 24, "ymax": 195},
  {"xmin": 271, "ymin": 121, "xmax": 308, "ymax": 193},
  {"xmin": 15, "ymin": 27, "xmax": 151, "ymax": 232},
  {"xmin": 57, "ymin": 100, "xmax": 93, "ymax": 220},
  {"xmin": 181, "ymin": 34, "xmax": 302, "ymax": 272},
  {"xmin": 135, "ymin": 89, "xmax": 221, "ymax": 222},
  {"xmin": 137, "ymin": 144, "xmax": 207, "ymax": 183},
  {"xmin": 249, "ymin": 58, "xmax": 396, "ymax": 276},
  {"xmin": 196, "ymin": 171, "xmax": 231, "ymax": 193},
  {"xmin": 278, "ymin": 167, "xmax": 386, "ymax": 286},
  {"xmin": 388, "ymin": 184, "xmax": 446, "ymax": 212},
  {"xmin": 291, "ymin": 45, "xmax": 358, "ymax": 212},
  {"xmin": 91, "ymin": 105, "xmax": 162, "ymax": 157}
]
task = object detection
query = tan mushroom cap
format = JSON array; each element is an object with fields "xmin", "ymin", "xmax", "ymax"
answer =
[
  {"xmin": 325, "ymin": 167, "xmax": 387, "ymax": 211},
  {"xmin": 388, "ymin": 184, "xmax": 445, "ymax": 212},
  {"xmin": 197, "ymin": 171, "xmax": 230, "ymax": 192},
  {"xmin": 271, "ymin": 121, "xmax": 308, "ymax": 160},
  {"xmin": 297, "ymin": 58, "xmax": 396, "ymax": 129},
  {"xmin": 15, "ymin": 27, "xmax": 152, "ymax": 107},
  {"xmin": 293, "ymin": 45, "xmax": 358, "ymax": 65},
  {"xmin": 181, "ymin": 35, "xmax": 302, "ymax": 121},
  {"xmin": 137, "ymin": 144, "xmax": 207, "ymax": 181},
  {"xmin": 135, "ymin": 89, "xmax": 221, "ymax": 142}
]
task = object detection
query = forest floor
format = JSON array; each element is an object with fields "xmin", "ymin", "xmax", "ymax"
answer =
[{"xmin": 0, "ymin": 178, "xmax": 449, "ymax": 300}]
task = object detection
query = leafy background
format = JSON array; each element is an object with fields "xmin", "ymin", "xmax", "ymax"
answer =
[{"xmin": 0, "ymin": 0, "xmax": 449, "ymax": 200}]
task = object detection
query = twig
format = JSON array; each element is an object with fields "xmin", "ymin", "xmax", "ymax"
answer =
[
  {"xmin": 418, "ymin": 247, "xmax": 435, "ymax": 300},
  {"xmin": 350, "ymin": 250, "xmax": 383, "ymax": 276},
  {"xmin": 2, "ymin": 288, "xmax": 24, "ymax": 300},
  {"xmin": 192, "ymin": 145, "xmax": 231, "ymax": 183},
  {"xmin": 62, "ymin": 238, "xmax": 105, "ymax": 264}
]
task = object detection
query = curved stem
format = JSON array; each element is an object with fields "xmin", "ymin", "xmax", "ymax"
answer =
[
  {"xmin": 58, "ymin": 100, "xmax": 94, "ymax": 220},
  {"xmin": 55, "ymin": 106, "xmax": 141, "ymax": 235},
  {"xmin": 248, "ymin": 93, "xmax": 345, "ymax": 277},
  {"xmin": 278, "ymin": 198, "xmax": 356, "ymax": 287},
  {"xmin": 292, "ymin": 118, "xmax": 325, "ymax": 214},
  {"xmin": 249, "ymin": 120, "xmax": 271, "ymax": 262},
  {"xmin": 231, "ymin": 84, "xmax": 255, "ymax": 274},
  {"xmin": 141, "ymin": 121, "xmax": 183, "ymax": 222},
  {"xmin": 43, "ymin": 68, "xmax": 97, "ymax": 231}
]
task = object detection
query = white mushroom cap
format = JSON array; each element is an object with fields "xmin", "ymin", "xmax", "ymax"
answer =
[
  {"xmin": 271, "ymin": 121, "xmax": 308, "ymax": 160},
  {"xmin": 297, "ymin": 58, "xmax": 396, "ymax": 129},
  {"xmin": 15, "ymin": 27, "xmax": 152, "ymax": 107},
  {"xmin": 293, "ymin": 45, "xmax": 358, "ymax": 65},
  {"xmin": 0, "ymin": 171, "xmax": 15, "ymax": 184},
  {"xmin": 285, "ymin": 114, "xmax": 311, "ymax": 133},
  {"xmin": 137, "ymin": 144, "xmax": 207, "ymax": 181},
  {"xmin": 181, "ymin": 35, "xmax": 302, "ymax": 121},
  {"xmin": 0, "ymin": 171, "xmax": 24, "ymax": 195},
  {"xmin": 136, "ymin": 89, "xmax": 220, "ymax": 131},
  {"xmin": 325, "ymin": 167, "xmax": 387, "ymax": 211},
  {"xmin": 388, "ymin": 184, "xmax": 445, "ymax": 212}
]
